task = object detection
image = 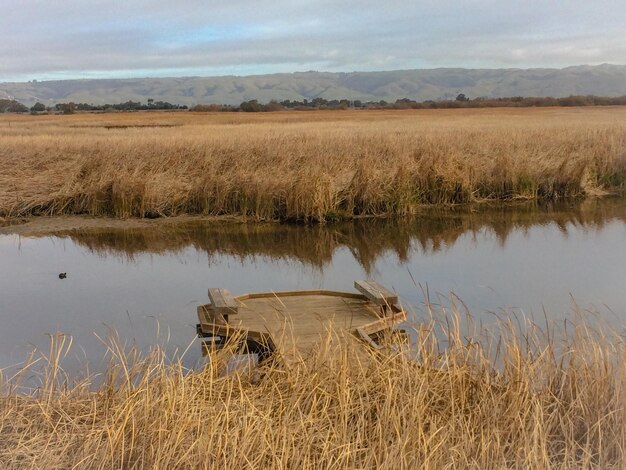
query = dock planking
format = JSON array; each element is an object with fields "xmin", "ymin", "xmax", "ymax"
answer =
[{"xmin": 197, "ymin": 283, "xmax": 405, "ymax": 364}]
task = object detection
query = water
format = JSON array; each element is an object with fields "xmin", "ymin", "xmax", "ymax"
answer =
[{"xmin": 1, "ymin": 199, "xmax": 625, "ymax": 375}]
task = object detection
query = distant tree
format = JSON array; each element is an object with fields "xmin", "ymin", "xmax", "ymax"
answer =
[
  {"xmin": 266, "ymin": 100, "xmax": 284, "ymax": 111},
  {"xmin": 30, "ymin": 102, "xmax": 46, "ymax": 113},
  {"xmin": 61, "ymin": 102, "xmax": 76, "ymax": 114},
  {"xmin": 240, "ymin": 100, "xmax": 265, "ymax": 112},
  {"xmin": 190, "ymin": 103, "xmax": 236, "ymax": 112},
  {"xmin": 394, "ymin": 98, "xmax": 418, "ymax": 109},
  {"xmin": 311, "ymin": 97, "xmax": 328, "ymax": 107},
  {"xmin": 0, "ymin": 99, "xmax": 29, "ymax": 113},
  {"xmin": 456, "ymin": 93, "xmax": 469, "ymax": 102}
]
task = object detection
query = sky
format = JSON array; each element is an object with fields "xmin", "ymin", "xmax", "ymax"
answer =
[{"xmin": 1, "ymin": 0, "xmax": 625, "ymax": 82}]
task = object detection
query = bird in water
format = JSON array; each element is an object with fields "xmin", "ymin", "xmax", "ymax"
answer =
[{"xmin": 58, "ymin": 273, "xmax": 67, "ymax": 279}]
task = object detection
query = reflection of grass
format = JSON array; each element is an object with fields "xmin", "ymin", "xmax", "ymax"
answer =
[
  {"xmin": 1, "ymin": 108, "xmax": 626, "ymax": 221},
  {"xmin": 50, "ymin": 199, "xmax": 626, "ymax": 272},
  {"xmin": 2, "ymin": 309, "xmax": 624, "ymax": 468}
]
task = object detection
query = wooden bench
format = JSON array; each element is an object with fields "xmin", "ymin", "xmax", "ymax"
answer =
[
  {"xmin": 208, "ymin": 288, "xmax": 239, "ymax": 315},
  {"xmin": 354, "ymin": 280, "xmax": 398, "ymax": 307}
]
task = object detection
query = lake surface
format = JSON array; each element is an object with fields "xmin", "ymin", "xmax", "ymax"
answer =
[{"xmin": 1, "ymin": 198, "xmax": 626, "ymax": 375}]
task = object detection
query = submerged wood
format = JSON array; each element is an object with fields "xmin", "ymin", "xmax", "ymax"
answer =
[{"xmin": 197, "ymin": 282, "xmax": 406, "ymax": 363}]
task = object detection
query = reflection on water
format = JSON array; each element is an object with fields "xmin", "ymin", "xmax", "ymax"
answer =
[
  {"xmin": 51, "ymin": 198, "xmax": 626, "ymax": 272},
  {"xmin": 1, "ymin": 198, "xmax": 625, "ymax": 375}
]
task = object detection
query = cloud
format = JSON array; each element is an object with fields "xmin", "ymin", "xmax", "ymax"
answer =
[{"xmin": 1, "ymin": 0, "xmax": 624, "ymax": 81}]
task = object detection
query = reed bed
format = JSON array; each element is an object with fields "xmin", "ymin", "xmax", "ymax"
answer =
[
  {"xmin": 1, "ymin": 107, "xmax": 626, "ymax": 222},
  {"xmin": 1, "ymin": 309, "xmax": 624, "ymax": 469}
]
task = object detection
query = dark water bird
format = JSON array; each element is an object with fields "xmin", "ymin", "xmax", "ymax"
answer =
[{"xmin": 58, "ymin": 273, "xmax": 67, "ymax": 279}]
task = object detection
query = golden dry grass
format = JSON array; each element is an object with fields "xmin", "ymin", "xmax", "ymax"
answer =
[
  {"xmin": 1, "ymin": 309, "xmax": 624, "ymax": 469},
  {"xmin": 1, "ymin": 107, "xmax": 626, "ymax": 221}
]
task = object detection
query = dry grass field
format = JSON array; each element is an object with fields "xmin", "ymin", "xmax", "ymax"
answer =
[
  {"xmin": 1, "ymin": 311, "xmax": 624, "ymax": 469},
  {"xmin": 1, "ymin": 107, "xmax": 625, "ymax": 221}
]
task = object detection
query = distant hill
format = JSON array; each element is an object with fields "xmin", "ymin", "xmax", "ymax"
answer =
[{"xmin": 1, "ymin": 64, "xmax": 626, "ymax": 107}]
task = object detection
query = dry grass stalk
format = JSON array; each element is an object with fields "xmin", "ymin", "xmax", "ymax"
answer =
[
  {"xmin": 1, "ymin": 308, "xmax": 624, "ymax": 469},
  {"xmin": 1, "ymin": 107, "xmax": 625, "ymax": 222}
]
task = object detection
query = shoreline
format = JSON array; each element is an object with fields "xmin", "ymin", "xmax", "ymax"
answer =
[{"xmin": 2, "ymin": 195, "xmax": 622, "ymax": 236}]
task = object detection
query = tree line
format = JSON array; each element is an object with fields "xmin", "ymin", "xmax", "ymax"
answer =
[
  {"xmin": 191, "ymin": 94, "xmax": 626, "ymax": 112},
  {"xmin": 4, "ymin": 94, "xmax": 626, "ymax": 114},
  {"xmin": 25, "ymin": 99, "xmax": 188, "ymax": 114}
]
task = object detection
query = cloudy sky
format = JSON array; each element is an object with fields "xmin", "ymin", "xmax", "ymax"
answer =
[{"xmin": 1, "ymin": 0, "xmax": 624, "ymax": 82}]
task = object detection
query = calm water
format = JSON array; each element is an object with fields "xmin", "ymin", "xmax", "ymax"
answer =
[{"xmin": 1, "ymin": 199, "xmax": 626, "ymax": 374}]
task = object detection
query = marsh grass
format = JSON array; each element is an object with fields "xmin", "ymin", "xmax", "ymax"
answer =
[
  {"xmin": 1, "ymin": 108, "xmax": 626, "ymax": 222},
  {"xmin": 1, "ymin": 307, "xmax": 625, "ymax": 469}
]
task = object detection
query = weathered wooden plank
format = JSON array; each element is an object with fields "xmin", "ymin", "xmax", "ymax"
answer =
[
  {"xmin": 235, "ymin": 290, "xmax": 367, "ymax": 301},
  {"xmin": 197, "ymin": 304, "xmax": 229, "ymax": 326},
  {"xmin": 354, "ymin": 280, "xmax": 398, "ymax": 306},
  {"xmin": 208, "ymin": 288, "xmax": 239, "ymax": 315},
  {"xmin": 356, "ymin": 327, "xmax": 384, "ymax": 350},
  {"xmin": 358, "ymin": 311, "xmax": 407, "ymax": 336},
  {"xmin": 198, "ymin": 285, "xmax": 405, "ymax": 363}
]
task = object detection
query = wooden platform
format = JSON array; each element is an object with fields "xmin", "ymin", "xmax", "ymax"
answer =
[{"xmin": 197, "ymin": 282, "xmax": 405, "ymax": 363}]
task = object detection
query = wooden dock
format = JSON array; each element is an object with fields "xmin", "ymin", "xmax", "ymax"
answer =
[{"xmin": 197, "ymin": 280, "xmax": 406, "ymax": 363}]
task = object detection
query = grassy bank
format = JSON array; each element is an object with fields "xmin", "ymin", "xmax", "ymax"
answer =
[
  {"xmin": 1, "ymin": 107, "xmax": 626, "ymax": 222},
  {"xmin": 1, "ymin": 311, "xmax": 624, "ymax": 468}
]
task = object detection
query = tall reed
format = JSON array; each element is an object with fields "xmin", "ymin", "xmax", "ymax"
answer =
[
  {"xmin": 1, "ymin": 108, "xmax": 626, "ymax": 222},
  {"xmin": 1, "ymin": 308, "xmax": 624, "ymax": 468}
]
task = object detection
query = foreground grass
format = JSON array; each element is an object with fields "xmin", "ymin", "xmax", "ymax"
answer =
[
  {"xmin": 1, "ymin": 311, "xmax": 624, "ymax": 469},
  {"xmin": 1, "ymin": 107, "xmax": 626, "ymax": 222}
]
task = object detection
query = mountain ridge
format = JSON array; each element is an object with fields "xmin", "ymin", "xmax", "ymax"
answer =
[{"xmin": 1, "ymin": 64, "xmax": 625, "ymax": 107}]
